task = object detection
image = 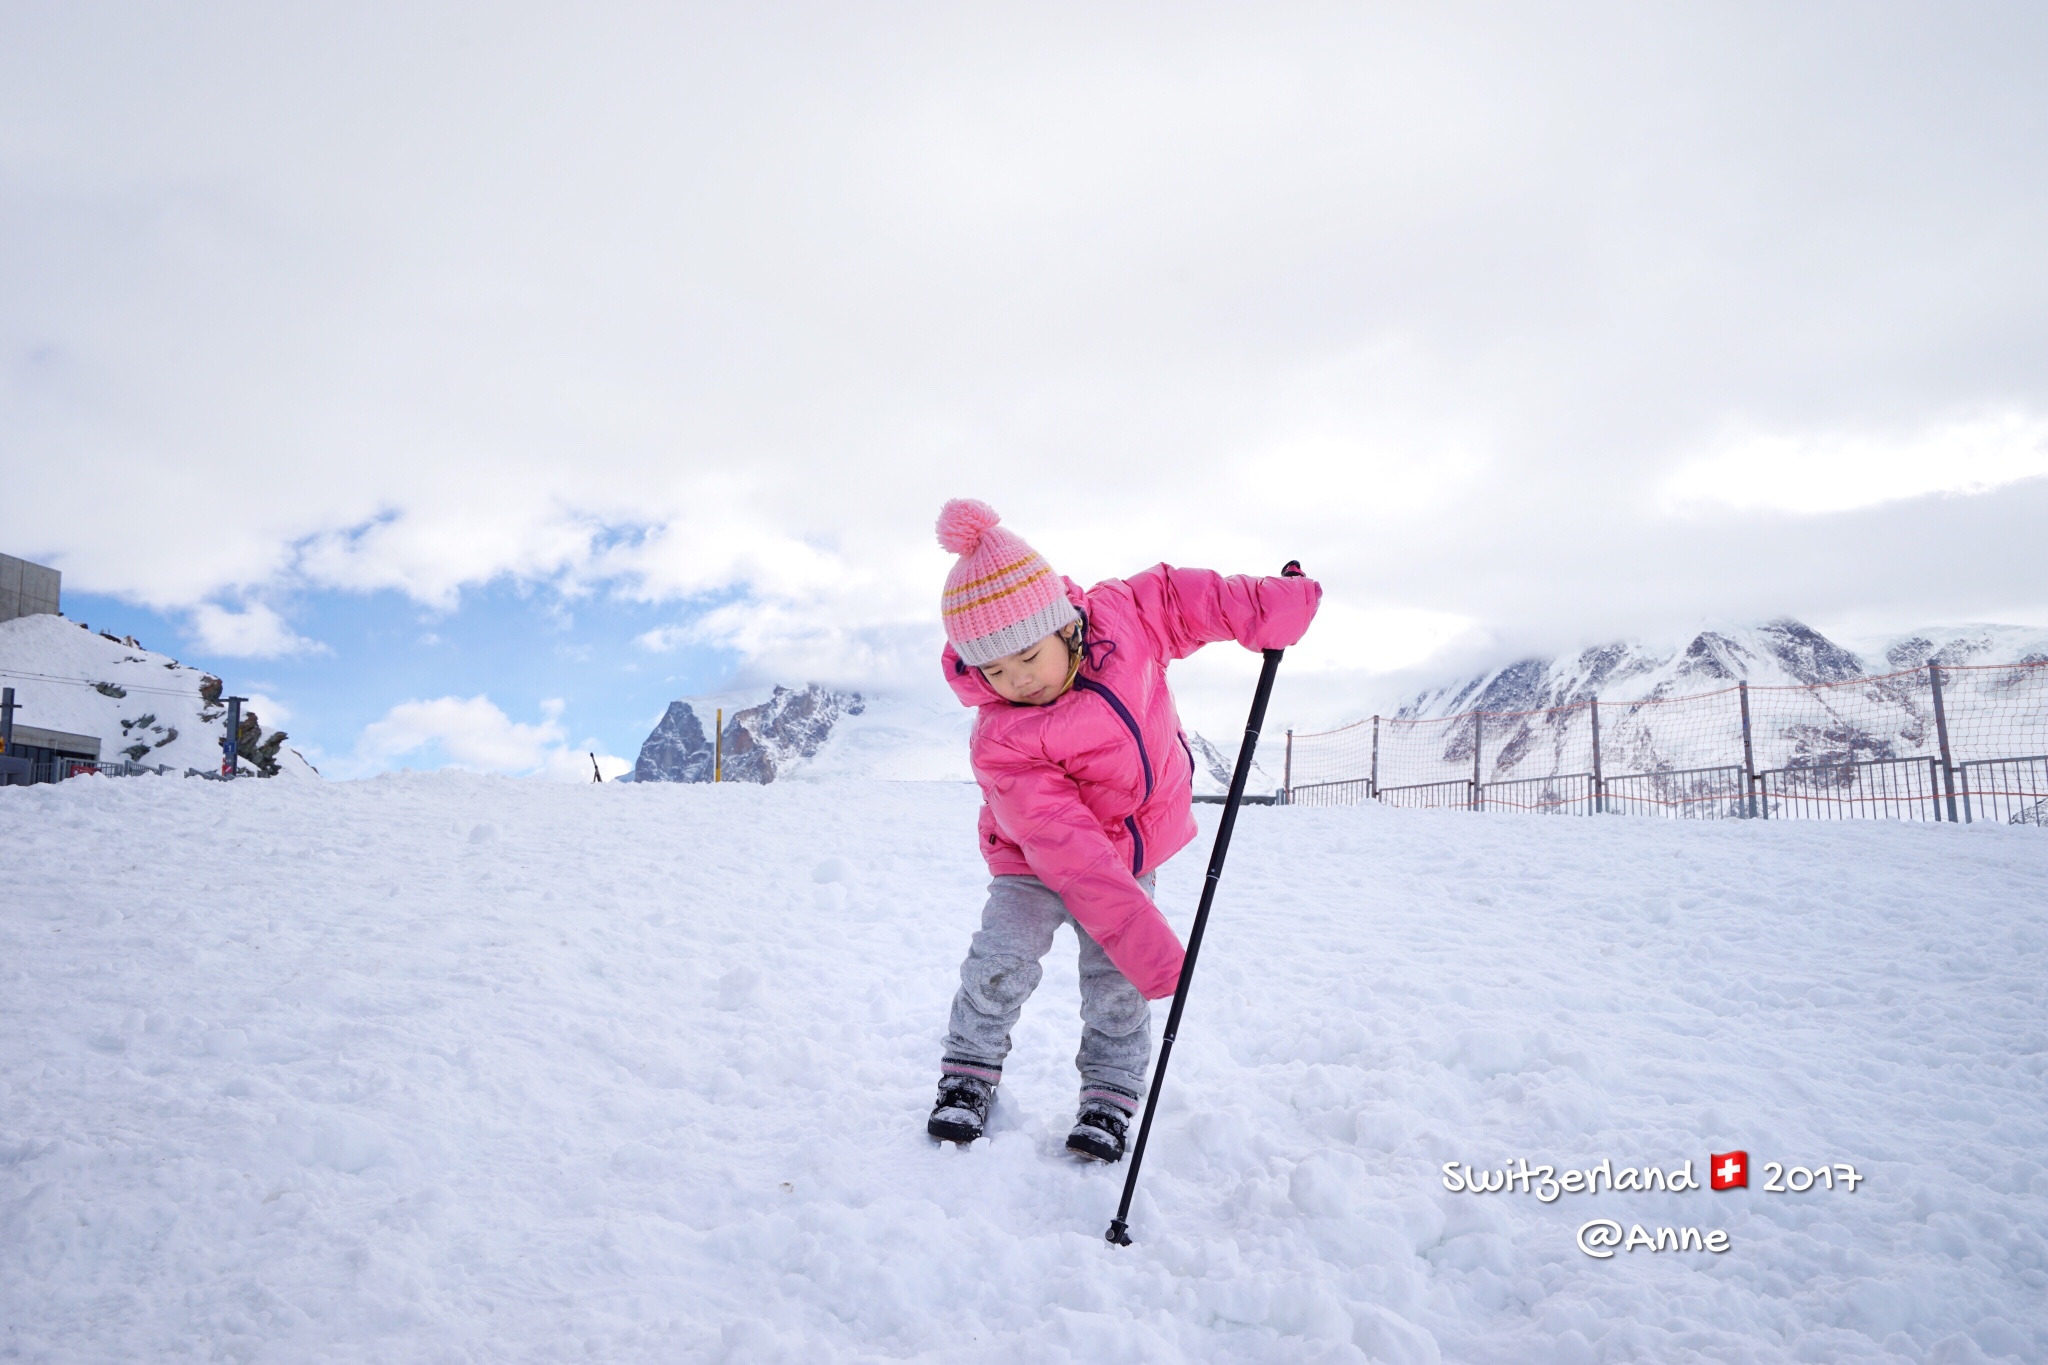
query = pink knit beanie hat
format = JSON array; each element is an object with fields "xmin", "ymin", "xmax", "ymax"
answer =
[{"xmin": 936, "ymin": 498, "xmax": 1081, "ymax": 666}]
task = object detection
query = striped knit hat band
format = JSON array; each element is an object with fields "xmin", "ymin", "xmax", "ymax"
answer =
[{"xmin": 936, "ymin": 499, "xmax": 1080, "ymax": 667}]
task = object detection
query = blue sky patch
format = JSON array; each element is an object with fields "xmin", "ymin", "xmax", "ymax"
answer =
[{"xmin": 61, "ymin": 582, "xmax": 741, "ymax": 776}]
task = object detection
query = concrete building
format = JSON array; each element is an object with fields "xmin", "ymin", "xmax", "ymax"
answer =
[
  {"xmin": 2, "ymin": 554, "xmax": 80, "ymax": 783},
  {"xmin": 0, "ymin": 723, "xmax": 102, "ymax": 785},
  {"xmin": 1, "ymin": 553, "xmax": 62, "ymax": 624}
]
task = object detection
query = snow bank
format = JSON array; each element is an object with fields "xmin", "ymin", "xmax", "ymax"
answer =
[{"xmin": 3, "ymin": 775, "xmax": 2044, "ymax": 1362}]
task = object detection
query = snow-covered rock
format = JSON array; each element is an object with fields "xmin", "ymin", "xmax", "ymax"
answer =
[{"xmin": 0, "ymin": 613, "xmax": 314, "ymax": 778}]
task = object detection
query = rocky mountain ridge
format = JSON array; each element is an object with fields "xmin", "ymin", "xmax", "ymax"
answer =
[
  {"xmin": 634, "ymin": 684, "xmax": 867, "ymax": 784},
  {"xmin": 630, "ymin": 680, "xmax": 1267, "ymax": 793},
  {"xmin": 1399, "ymin": 619, "xmax": 2048, "ymax": 722},
  {"xmin": 1372, "ymin": 618, "xmax": 2048, "ymax": 788}
]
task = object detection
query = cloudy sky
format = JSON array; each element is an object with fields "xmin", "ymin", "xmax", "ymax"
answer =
[{"xmin": 5, "ymin": 3, "xmax": 2046, "ymax": 776}]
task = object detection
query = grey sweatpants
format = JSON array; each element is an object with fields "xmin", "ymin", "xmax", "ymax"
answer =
[{"xmin": 940, "ymin": 873, "xmax": 1156, "ymax": 1114}]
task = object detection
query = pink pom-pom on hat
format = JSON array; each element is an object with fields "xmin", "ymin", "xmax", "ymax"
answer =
[
  {"xmin": 936, "ymin": 498, "xmax": 1080, "ymax": 667},
  {"xmin": 936, "ymin": 498, "xmax": 1002, "ymax": 557}
]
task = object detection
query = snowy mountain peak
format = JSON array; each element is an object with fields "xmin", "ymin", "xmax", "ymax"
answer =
[
  {"xmin": 633, "ymin": 701, "xmax": 716, "ymax": 783},
  {"xmin": 635, "ymin": 683, "xmax": 865, "ymax": 784},
  {"xmin": 1363, "ymin": 615, "xmax": 2048, "ymax": 793},
  {"xmin": 1401, "ymin": 617, "xmax": 2046, "ymax": 722},
  {"xmin": 1882, "ymin": 625, "xmax": 2048, "ymax": 671}
]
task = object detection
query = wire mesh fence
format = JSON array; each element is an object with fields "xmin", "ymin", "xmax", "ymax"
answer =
[
  {"xmin": 1958, "ymin": 756, "xmax": 2048, "ymax": 826},
  {"xmin": 1283, "ymin": 660, "xmax": 2048, "ymax": 827}
]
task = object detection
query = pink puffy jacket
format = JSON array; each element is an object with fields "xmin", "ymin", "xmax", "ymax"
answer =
[{"xmin": 942, "ymin": 564, "xmax": 1322, "ymax": 999}]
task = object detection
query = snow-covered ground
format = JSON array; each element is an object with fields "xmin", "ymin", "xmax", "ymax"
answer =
[{"xmin": 4, "ymin": 775, "xmax": 2045, "ymax": 1363}]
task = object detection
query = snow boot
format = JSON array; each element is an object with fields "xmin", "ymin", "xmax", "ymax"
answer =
[
  {"xmin": 1065, "ymin": 1102, "xmax": 1131, "ymax": 1163},
  {"xmin": 927, "ymin": 1075, "xmax": 994, "ymax": 1144}
]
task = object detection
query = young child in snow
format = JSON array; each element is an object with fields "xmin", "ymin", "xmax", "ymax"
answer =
[{"xmin": 926, "ymin": 499, "xmax": 1320, "ymax": 1161}]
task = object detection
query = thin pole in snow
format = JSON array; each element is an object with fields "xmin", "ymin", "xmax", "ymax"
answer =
[
  {"xmin": 715, "ymin": 708, "xmax": 722, "ymax": 783},
  {"xmin": 1470, "ymin": 710, "xmax": 1483, "ymax": 811},
  {"xmin": 1589, "ymin": 697, "xmax": 1603, "ymax": 815},
  {"xmin": 590, "ymin": 752, "xmax": 604, "ymax": 783},
  {"xmin": 1928, "ymin": 663, "xmax": 1960, "ymax": 823},
  {"xmin": 1107, "ymin": 645, "xmax": 1284, "ymax": 1247},
  {"xmin": 1738, "ymin": 682, "xmax": 1758, "ymax": 818},
  {"xmin": 1369, "ymin": 715, "xmax": 1379, "ymax": 801},
  {"xmin": 0, "ymin": 686, "xmax": 15, "ymax": 753}
]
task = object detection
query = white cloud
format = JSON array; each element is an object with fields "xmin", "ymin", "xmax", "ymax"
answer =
[
  {"xmin": 1662, "ymin": 413, "xmax": 2048, "ymax": 516},
  {"xmin": 187, "ymin": 603, "xmax": 325, "ymax": 658},
  {"xmin": 351, "ymin": 695, "xmax": 631, "ymax": 781},
  {"xmin": 356, "ymin": 696, "xmax": 566, "ymax": 773},
  {"xmin": 1279, "ymin": 600, "xmax": 1477, "ymax": 676},
  {"xmin": 241, "ymin": 691, "xmax": 291, "ymax": 728},
  {"xmin": 6, "ymin": 4, "xmax": 2048, "ymax": 673},
  {"xmin": 540, "ymin": 748, "xmax": 633, "ymax": 783},
  {"xmin": 633, "ymin": 625, "xmax": 690, "ymax": 653}
]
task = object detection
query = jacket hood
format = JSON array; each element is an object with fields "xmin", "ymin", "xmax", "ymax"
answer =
[{"xmin": 942, "ymin": 576, "xmax": 1087, "ymax": 709}]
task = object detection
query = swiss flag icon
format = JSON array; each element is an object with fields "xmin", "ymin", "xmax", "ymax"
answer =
[{"xmin": 1711, "ymin": 1151, "xmax": 1749, "ymax": 1190}]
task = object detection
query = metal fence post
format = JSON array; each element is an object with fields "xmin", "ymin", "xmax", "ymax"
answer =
[
  {"xmin": 1470, "ymin": 710, "xmax": 1483, "ymax": 811},
  {"xmin": 1589, "ymin": 696, "xmax": 1603, "ymax": 815},
  {"xmin": 1928, "ymin": 663, "xmax": 1961, "ymax": 822},
  {"xmin": 1369, "ymin": 716, "xmax": 1380, "ymax": 801},
  {"xmin": 1, "ymin": 686, "xmax": 15, "ymax": 754},
  {"xmin": 1282, "ymin": 729, "xmax": 1293, "ymax": 805},
  {"xmin": 221, "ymin": 696, "xmax": 246, "ymax": 779},
  {"xmin": 1738, "ymin": 682, "xmax": 1759, "ymax": 818}
]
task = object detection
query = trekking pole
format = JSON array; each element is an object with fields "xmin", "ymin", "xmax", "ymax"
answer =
[{"xmin": 1107, "ymin": 640, "xmax": 1286, "ymax": 1246}]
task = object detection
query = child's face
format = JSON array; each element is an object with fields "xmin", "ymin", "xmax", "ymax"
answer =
[{"xmin": 978, "ymin": 628, "xmax": 1074, "ymax": 705}]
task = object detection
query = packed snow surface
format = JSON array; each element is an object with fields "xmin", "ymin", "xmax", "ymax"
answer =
[{"xmin": 4, "ymin": 775, "xmax": 2046, "ymax": 1363}]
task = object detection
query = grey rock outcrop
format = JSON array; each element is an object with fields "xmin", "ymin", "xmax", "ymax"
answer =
[{"xmin": 633, "ymin": 702, "xmax": 715, "ymax": 783}]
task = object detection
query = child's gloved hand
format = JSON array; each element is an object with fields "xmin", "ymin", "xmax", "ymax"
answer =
[{"xmin": 1280, "ymin": 560, "xmax": 1306, "ymax": 578}]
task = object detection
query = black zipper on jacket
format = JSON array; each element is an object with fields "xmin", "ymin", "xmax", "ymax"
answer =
[
  {"xmin": 1073, "ymin": 675, "xmax": 1152, "ymax": 875},
  {"xmin": 1073, "ymin": 677, "xmax": 1152, "ymax": 800}
]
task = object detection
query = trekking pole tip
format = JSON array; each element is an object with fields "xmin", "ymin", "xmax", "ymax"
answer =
[{"xmin": 1105, "ymin": 1218, "xmax": 1133, "ymax": 1246}]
